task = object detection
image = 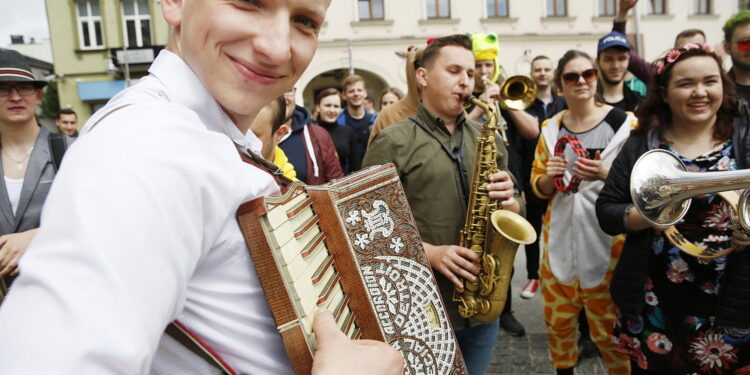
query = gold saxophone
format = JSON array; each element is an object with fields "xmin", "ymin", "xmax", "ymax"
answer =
[{"xmin": 453, "ymin": 97, "xmax": 537, "ymax": 324}]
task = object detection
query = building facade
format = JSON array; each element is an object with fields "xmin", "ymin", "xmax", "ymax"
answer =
[
  {"xmin": 302, "ymin": 0, "xmax": 741, "ymax": 109},
  {"xmin": 46, "ymin": 0, "xmax": 745, "ymax": 124},
  {"xmin": 45, "ymin": 0, "xmax": 169, "ymax": 121}
]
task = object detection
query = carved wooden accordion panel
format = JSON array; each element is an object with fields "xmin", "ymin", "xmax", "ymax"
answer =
[{"xmin": 237, "ymin": 164, "xmax": 467, "ymax": 374}]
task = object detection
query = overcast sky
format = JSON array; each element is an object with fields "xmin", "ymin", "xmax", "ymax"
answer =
[{"xmin": 1, "ymin": 0, "xmax": 49, "ymax": 47}]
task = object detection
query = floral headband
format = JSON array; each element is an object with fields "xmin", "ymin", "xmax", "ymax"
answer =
[{"xmin": 655, "ymin": 43, "xmax": 715, "ymax": 75}]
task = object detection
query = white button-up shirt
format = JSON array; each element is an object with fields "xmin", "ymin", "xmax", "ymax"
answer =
[{"xmin": 0, "ymin": 50, "xmax": 294, "ymax": 375}]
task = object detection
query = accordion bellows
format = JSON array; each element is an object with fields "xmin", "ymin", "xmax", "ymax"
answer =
[{"xmin": 237, "ymin": 164, "xmax": 467, "ymax": 374}]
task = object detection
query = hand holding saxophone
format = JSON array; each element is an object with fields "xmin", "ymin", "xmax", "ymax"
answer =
[
  {"xmin": 423, "ymin": 242, "xmax": 480, "ymax": 289},
  {"xmin": 573, "ymin": 150, "xmax": 609, "ymax": 181},
  {"xmin": 486, "ymin": 171, "xmax": 519, "ymax": 211}
]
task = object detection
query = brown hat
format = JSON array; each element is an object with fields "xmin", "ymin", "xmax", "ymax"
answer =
[{"xmin": 0, "ymin": 48, "xmax": 47, "ymax": 88}]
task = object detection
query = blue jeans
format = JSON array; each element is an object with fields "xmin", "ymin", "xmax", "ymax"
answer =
[{"xmin": 455, "ymin": 319, "xmax": 500, "ymax": 375}]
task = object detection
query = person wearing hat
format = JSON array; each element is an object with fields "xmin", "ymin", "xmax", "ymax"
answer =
[
  {"xmin": 0, "ymin": 48, "xmax": 71, "ymax": 292},
  {"xmin": 597, "ymin": 31, "xmax": 644, "ymax": 113}
]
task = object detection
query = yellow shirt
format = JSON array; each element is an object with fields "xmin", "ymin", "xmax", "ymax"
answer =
[{"xmin": 272, "ymin": 146, "xmax": 298, "ymax": 181}]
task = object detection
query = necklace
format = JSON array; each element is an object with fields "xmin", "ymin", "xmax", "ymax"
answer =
[{"xmin": 2, "ymin": 146, "xmax": 34, "ymax": 171}]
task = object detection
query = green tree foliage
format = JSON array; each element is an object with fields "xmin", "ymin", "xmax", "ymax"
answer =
[{"xmin": 40, "ymin": 80, "xmax": 60, "ymax": 119}]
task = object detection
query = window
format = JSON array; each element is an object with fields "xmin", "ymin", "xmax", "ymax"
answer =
[
  {"xmin": 76, "ymin": 0, "xmax": 103, "ymax": 49},
  {"xmin": 547, "ymin": 0, "xmax": 567, "ymax": 17},
  {"xmin": 122, "ymin": 0, "xmax": 151, "ymax": 48},
  {"xmin": 647, "ymin": 0, "xmax": 667, "ymax": 14},
  {"xmin": 426, "ymin": 0, "xmax": 450, "ymax": 19},
  {"xmin": 358, "ymin": 0, "xmax": 384, "ymax": 20},
  {"xmin": 693, "ymin": 0, "xmax": 711, "ymax": 14},
  {"xmin": 487, "ymin": 0, "xmax": 509, "ymax": 17},
  {"xmin": 741, "ymin": 0, "xmax": 750, "ymax": 10},
  {"xmin": 598, "ymin": 0, "xmax": 616, "ymax": 16}
]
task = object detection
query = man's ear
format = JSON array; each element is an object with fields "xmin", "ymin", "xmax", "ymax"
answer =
[
  {"xmin": 274, "ymin": 123, "xmax": 290, "ymax": 144},
  {"xmin": 415, "ymin": 67, "xmax": 428, "ymax": 89},
  {"xmin": 161, "ymin": 0, "xmax": 183, "ymax": 27},
  {"xmin": 724, "ymin": 41, "xmax": 731, "ymax": 55}
]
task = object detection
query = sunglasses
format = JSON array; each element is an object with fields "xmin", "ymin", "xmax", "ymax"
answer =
[
  {"xmin": 561, "ymin": 69, "xmax": 598, "ymax": 86},
  {"xmin": 737, "ymin": 40, "xmax": 750, "ymax": 52}
]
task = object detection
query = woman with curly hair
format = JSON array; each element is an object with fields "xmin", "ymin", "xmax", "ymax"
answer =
[{"xmin": 597, "ymin": 43, "xmax": 750, "ymax": 374}]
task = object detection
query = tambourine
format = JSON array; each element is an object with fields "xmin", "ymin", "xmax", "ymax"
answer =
[
  {"xmin": 664, "ymin": 190, "xmax": 739, "ymax": 259},
  {"xmin": 553, "ymin": 135, "xmax": 588, "ymax": 194}
]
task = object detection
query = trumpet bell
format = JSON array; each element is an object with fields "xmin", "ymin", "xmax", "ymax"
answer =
[
  {"xmin": 630, "ymin": 149, "xmax": 691, "ymax": 226},
  {"xmin": 631, "ymin": 148, "xmax": 750, "ymax": 227},
  {"xmin": 499, "ymin": 75, "xmax": 537, "ymax": 111}
]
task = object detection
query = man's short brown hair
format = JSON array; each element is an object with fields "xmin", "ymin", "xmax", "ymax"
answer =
[
  {"xmin": 419, "ymin": 34, "xmax": 473, "ymax": 70},
  {"xmin": 674, "ymin": 29, "xmax": 706, "ymax": 47},
  {"xmin": 343, "ymin": 74, "xmax": 365, "ymax": 89}
]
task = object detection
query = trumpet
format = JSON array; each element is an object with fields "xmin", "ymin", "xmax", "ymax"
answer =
[
  {"xmin": 479, "ymin": 72, "xmax": 537, "ymax": 144},
  {"xmin": 630, "ymin": 149, "xmax": 750, "ymax": 258}
]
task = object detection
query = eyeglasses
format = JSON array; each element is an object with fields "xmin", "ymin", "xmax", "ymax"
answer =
[
  {"xmin": 0, "ymin": 83, "xmax": 37, "ymax": 98},
  {"xmin": 561, "ymin": 69, "xmax": 598, "ymax": 86},
  {"xmin": 737, "ymin": 40, "xmax": 750, "ymax": 52}
]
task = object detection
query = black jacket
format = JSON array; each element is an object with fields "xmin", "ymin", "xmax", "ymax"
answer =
[{"xmin": 596, "ymin": 99, "xmax": 750, "ymax": 328}]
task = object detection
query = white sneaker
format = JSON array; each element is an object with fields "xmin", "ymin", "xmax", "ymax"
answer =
[{"xmin": 520, "ymin": 279, "xmax": 539, "ymax": 299}]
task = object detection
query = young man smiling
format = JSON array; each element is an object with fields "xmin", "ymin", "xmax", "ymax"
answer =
[
  {"xmin": 0, "ymin": 1, "xmax": 402, "ymax": 374},
  {"xmin": 338, "ymin": 74, "xmax": 376, "ymax": 170},
  {"xmin": 597, "ymin": 31, "xmax": 643, "ymax": 112}
]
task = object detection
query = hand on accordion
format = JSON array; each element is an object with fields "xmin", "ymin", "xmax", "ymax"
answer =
[{"xmin": 312, "ymin": 309, "xmax": 404, "ymax": 375}]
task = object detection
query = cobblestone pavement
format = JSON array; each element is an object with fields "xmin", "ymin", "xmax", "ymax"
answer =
[
  {"xmin": 484, "ymin": 247, "xmax": 608, "ymax": 375},
  {"xmin": 486, "ymin": 334, "xmax": 606, "ymax": 375}
]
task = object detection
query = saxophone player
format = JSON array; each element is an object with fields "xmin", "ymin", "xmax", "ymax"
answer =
[
  {"xmin": 363, "ymin": 34, "xmax": 524, "ymax": 375},
  {"xmin": 465, "ymin": 32, "xmax": 541, "ymax": 338}
]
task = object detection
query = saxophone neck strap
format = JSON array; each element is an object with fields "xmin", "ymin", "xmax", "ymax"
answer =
[
  {"xmin": 409, "ymin": 117, "xmax": 469, "ymax": 199},
  {"xmin": 553, "ymin": 135, "xmax": 587, "ymax": 194}
]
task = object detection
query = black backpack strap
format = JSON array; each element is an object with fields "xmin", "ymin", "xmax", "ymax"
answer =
[
  {"xmin": 48, "ymin": 132, "xmax": 68, "ymax": 171},
  {"xmin": 603, "ymin": 107, "xmax": 628, "ymax": 134}
]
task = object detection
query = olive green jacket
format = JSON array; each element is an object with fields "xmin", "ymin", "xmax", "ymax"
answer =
[{"xmin": 362, "ymin": 103, "xmax": 524, "ymax": 329}]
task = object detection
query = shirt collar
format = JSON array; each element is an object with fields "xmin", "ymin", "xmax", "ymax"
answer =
[
  {"xmin": 415, "ymin": 103, "xmax": 466, "ymax": 135},
  {"xmin": 148, "ymin": 50, "xmax": 264, "ymax": 153}
]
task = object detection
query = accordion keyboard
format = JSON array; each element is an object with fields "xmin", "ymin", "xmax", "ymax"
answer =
[{"xmin": 262, "ymin": 191, "xmax": 360, "ymax": 342}]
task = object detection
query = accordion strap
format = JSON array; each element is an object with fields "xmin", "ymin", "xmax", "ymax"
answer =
[
  {"xmin": 0, "ymin": 277, "xmax": 6, "ymax": 306},
  {"xmin": 164, "ymin": 146, "xmax": 291, "ymax": 374},
  {"xmin": 236, "ymin": 145, "xmax": 294, "ymax": 189},
  {"xmin": 165, "ymin": 321, "xmax": 238, "ymax": 375}
]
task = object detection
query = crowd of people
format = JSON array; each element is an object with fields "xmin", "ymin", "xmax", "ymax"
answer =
[{"xmin": 1, "ymin": 0, "xmax": 750, "ymax": 374}]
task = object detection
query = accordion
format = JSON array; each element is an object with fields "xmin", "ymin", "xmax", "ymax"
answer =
[{"xmin": 237, "ymin": 164, "xmax": 467, "ymax": 374}]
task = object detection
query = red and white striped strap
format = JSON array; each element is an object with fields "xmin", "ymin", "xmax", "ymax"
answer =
[{"xmin": 165, "ymin": 320, "xmax": 238, "ymax": 375}]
